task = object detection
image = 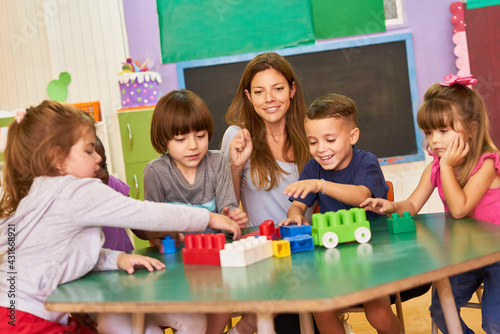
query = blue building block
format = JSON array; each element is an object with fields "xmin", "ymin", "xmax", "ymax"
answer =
[
  {"xmin": 279, "ymin": 225, "xmax": 312, "ymax": 238},
  {"xmin": 387, "ymin": 212, "xmax": 416, "ymax": 234},
  {"xmin": 161, "ymin": 236, "xmax": 177, "ymax": 254},
  {"xmin": 284, "ymin": 235, "xmax": 315, "ymax": 253}
]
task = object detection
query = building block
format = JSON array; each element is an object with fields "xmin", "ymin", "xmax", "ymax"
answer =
[
  {"xmin": 241, "ymin": 220, "xmax": 281, "ymax": 240},
  {"xmin": 279, "ymin": 224, "xmax": 311, "ymax": 238},
  {"xmin": 387, "ymin": 212, "xmax": 416, "ymax": 234},
  {"xmin": 311, "ymin": 208, "xmax": 371, "ymax": 248},
  {"xmin": 272, "ymin": 240, "xmax": 291, "ymax": 257},
  {"xmin": 182, "ymin": 233, "xmax": 226, "ymax": 265},
  {"xmin": 241, "ymin": 230, "xmax": 260, "ymax": 239},
  {"xmin": 161, "ymin": 236, "xmax": 176, "ymax": 254},
  {"xmin": 284, "ymin": 235, "xmax": 315, "ymax": 253},
  {"xmin": 219, "ymin": 236, "xmax": 273, "ymax": 267}
]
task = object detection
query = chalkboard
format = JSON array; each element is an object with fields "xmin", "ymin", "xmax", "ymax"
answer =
[{"xmin": 177, "ymin": 33, "xmax": 424, "ymax": 164}]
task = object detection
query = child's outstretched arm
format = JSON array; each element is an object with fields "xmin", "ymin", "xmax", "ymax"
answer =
[
  {"xmin": 440, "ymin": 136, "xmax": 497, "ymax": 218},
  {"xmin": 280, "ymin": 201, "xmax": 309, "ymax": 226},
  {"xmin": 208, "ymin": 211, "xmax": 241, "ymax": 239},
  {"xmin": 117, "ymin": 253, "xmax": 166, "ymax": 274},
  {"xmin": 284, "ymin": 179, "xmax": 372, "ymax": 207},
  {"xmin": 221, "ymin": 207, "xmax": 248, "ymax": 229},
  {"xmin": 361, "ymin": 163, "xmax": 435, "ymax": 216},
  {"xmin": 359, "ymin": 198, "xmax": 396, "ymax": 215}
]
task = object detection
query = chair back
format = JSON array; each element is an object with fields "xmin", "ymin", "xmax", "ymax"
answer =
[{"xmin": 386, "ymin": 180, "xmax": 394, "ymax": 202}]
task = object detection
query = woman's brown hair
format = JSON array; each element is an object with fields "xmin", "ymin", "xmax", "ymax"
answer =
[
  {"xmin": 225, "ymin": 52, "xmax": 310, "ymax": 190},
  {"xmin": 150, "ymin": 89, "xmax": 214, "ymax": 154},
  {"xmin": 1, "ymin": 100, "xmax": 95, "ymax": 218},
  {"xmin": 417, "ymin": 83, "xmax": 499, "ymax": 187}
]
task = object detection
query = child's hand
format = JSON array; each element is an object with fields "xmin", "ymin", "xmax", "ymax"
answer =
[
  {"xmin": 279, "ymin": 215, "xmax": 308, "ymax": 226},
  {"xmin": 143, "ymin": 231, "xmax": 184, "ymax": 252},
  {"xmin": 440, "ymin": 135, "xmax": 469, "ymax": 168},
  {"xmin": 229, "ymin": 129, "xmax": 253, "ymax": 169},
  {"xmin": 221, "ymin": 207, "xmax": 248, "ymax": 229},
  {"xmin": 117, "ymin": 253, "xmax": 166, "ymax": 274},
  {"xmin": 359, "ymin": 198, "xmax": 396, "ymax": 214},
  {"xmin": 283, "ymin": 180, "xmax": 323, "ymax": 199},
  {"xmin": 208, "ymin": 211, "xmax": 241, "ymax": 240}
]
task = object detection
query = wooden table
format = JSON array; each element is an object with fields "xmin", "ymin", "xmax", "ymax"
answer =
[{"xmin": 46, "ymin": 213, "xmax": 500, "ymax": 333}]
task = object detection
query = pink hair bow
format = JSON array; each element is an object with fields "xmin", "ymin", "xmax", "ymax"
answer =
[{"xmin": 440, "ymin": 74, "xmax": 478, "ymax": 87}]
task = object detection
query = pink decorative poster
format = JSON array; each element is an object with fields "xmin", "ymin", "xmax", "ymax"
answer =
[{"xmin": 450, "ymin": 2, "xmax": 471, "ymax": 76}]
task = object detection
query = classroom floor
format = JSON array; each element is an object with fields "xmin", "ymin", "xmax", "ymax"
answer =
[
  {"xmin": 348, "ymin": 289, "xmax": 483, "ymax": 334},
  {"xmin": 165, "ymin": 289, "xmax": 483, "ymax": 333}
]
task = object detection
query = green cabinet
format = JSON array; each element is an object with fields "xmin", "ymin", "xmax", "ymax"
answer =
[
  {"xmin": 117, "ymin": 109, "xmax": 159, "ymax": 201},
  {"xmin": 117, "ymin": 109, "xmax": 159, "ymax": 249},
  {"xmin": 0, "ymin": 117, "xmax": 14, "ymax": 162}
]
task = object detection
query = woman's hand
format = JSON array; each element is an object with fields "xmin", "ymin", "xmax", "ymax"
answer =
[
  {"xmin": 208, "ymin": 211, "xmax": 241, "ymax": 240},
  {"xmin": 440, "ymin": 135, "xmax": 469, "ymax": 168},
  {"xmin": 221, "ymin": 207, "xmax": 248, "ymax": 229},
  {"xmin": 283, "ymin": 180, "xmax": 323, "ymax": 199},
  {"xmin": 359, "ymin": 198, "xmax": 396, "ymax": 215},
  {"xmin": 229, "ymin": 129, "xmax": 253, "ymax": 170},
  {"xmin": 116, "ymin": 253, "xmax": 166, "ymax": 274}
]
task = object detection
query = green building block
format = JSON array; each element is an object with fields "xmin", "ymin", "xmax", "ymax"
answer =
[
  {"xmin": 311, "ymin": 208, "xmax": 371, "ymax": 248},
  {"xmin": 387, "ymin": 212, "xmax": 416, "ymax": 234}
]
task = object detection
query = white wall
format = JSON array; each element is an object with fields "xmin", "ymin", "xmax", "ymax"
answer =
[
  {"xmin": 0, "ymin": 0, "xmax": 128, "ymax": 177},
  {"xmin": 381, "ymin": 156, "xmax": 442, "ymax": 214}
]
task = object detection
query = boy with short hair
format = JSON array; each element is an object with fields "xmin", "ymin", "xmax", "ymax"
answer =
[
  {"xmin": 281, "ymin": 93, "xmax": 400, "ymax": 334},
  {"xmin": 282, "ymin": 93, "xmax": 388, "ymax": 222}
]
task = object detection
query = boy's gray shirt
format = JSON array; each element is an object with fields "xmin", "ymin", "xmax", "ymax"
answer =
[
  {"xmin": 143, "ymin": 150, "xmax": 238, "ymax": 213},
  {"xmin": 0, "ymin": 175, "xmax": 209, "ymax": 324}
]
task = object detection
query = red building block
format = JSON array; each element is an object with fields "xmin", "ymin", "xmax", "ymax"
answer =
[
  {"xmin": 182, "ymin": 233, "xmax": 226, "ymax": 266},
  {"xmin": 241, "ymin": 220, "xmax": 281, "ymax": 240}
]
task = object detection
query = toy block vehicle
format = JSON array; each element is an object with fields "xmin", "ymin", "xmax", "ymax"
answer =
[{"xmin": 311, "ymin": 208, "xmax": 371, "ymax": 249}]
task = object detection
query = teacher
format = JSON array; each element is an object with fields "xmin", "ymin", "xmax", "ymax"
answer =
[
  {"xmin": 219, "ymin": 52, "xmax": 318, "ymax": 334},
  {"xmin": 221, "ymin": 52, "xmax": 311, "ymax": 227}
]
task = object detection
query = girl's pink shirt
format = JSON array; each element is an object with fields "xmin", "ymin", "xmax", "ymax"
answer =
[{"xmin": 430, "ymin": 152, "xmax": 500, "ymax": 224}]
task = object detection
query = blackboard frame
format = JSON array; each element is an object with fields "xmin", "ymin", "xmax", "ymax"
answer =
[{"xmin": 177, "ymin": 33, "xmax": 424, "ymax": 165}]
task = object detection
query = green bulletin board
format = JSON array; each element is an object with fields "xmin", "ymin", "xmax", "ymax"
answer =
[
  {"xmin": 311, "ymin": 0, "xmax": 386, "ymax": 39},
  {"xmin": 157, "ymin": 0, "xmax": 315, "ymax": 63},
  {"xmin": 466, "ymin": 0, "xmax": 500, "ymax": 9}
]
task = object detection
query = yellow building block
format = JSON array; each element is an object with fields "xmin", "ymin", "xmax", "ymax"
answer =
[{"xmin": 272, "ymin": 240, "xmax": 291, "ymax": 257}]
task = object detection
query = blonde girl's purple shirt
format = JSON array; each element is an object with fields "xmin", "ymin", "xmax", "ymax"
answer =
[{"xmin": 430, "ymin": 152, "xmax": 500, "ymax": 224}]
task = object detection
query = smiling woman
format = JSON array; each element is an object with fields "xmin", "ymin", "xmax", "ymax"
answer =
[
  {"xmin": 216, "ymin": 52, "xmax": 317, "ymax": 334},
  {"xmin": 221, "ymin": 52, "xmax": 310, "ymax": 228}
]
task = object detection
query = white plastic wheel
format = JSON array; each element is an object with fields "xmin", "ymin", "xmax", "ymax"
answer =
[
  {"xmin": 354, "ymin": 227, "xmax": 371, "ymax": 244},
  {"xmin": 322, "ymin": 232, "xmax": 339, "ymax": 249}
]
